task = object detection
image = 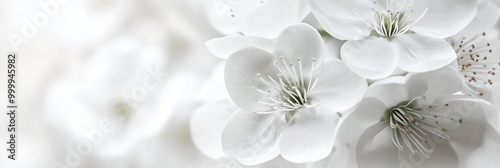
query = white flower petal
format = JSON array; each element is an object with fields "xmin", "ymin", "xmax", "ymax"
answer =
[
  {"xmin": 196, "ymin": 62, "xmax": 230, "ymax": 102},
  {"xmin": 431, "ymin": 96, "xmax": 497, "ymax": 167},
  {"xmin": 455, "ymin": 0, "xmax": 500, "ymax": 39},
  {"xmin": 433, "ymin": 96, "xmax": 500, "ymax": 134},
  {"xmin": 328, "ymin": 97, "xmax": 389, "ymax": 168},
  {"xmin": 341, "ymin": 37, "xmax": 399, "ymax": 79},
  {"xmin": 207, "ymin": 0, "xmax": 265, "ymax": 35},
  {"xmin": 325, "ymin": 38, "xmax": 344, "ymax": 61},
  {"xmin": 341, "ymin": 97, "xmax": 389, "ymax": 134},
  {"xmin": 357, "ymin": 127, "xmax": 459, "ymax": 168},
  {"xmin": 355, "ymin": 124, "xmax": 460, "ymax": 168},
  {"xmin": 280, "ymin": 106, "xmax": 340, "ymax": 163},
  {"xmin": 355, "ymin": 124, "xmax": 399, "ymax": 168},
  {"xmin": 411, "ymin": 0, "xmax": 477, "ymax": 38},
  {"xmin": 240, "ymin": 0, "xmax": 310, "ymax": 38},
  {"xmin": 451, "ymin": 126, "xmax": 500, "ymax": 167},
  {"xmin": 463, "ymin": 79, "xmax": 496, "ymax": 102},
  {"xmin": 206, "ymin": 35, "xmax": 274, "ymax": 59},
  {"xmin": 274, "ymin": 24, "xmax": 326, "ymax": 72},
  {"xmin": 221, "ymin": 110, "xmax": 286, "ymax": 165},
  {"xmin": 309, "ymin": 60, "xmax": 367, "ymax": 111},
  {"xmin": 237, "ymin": 145, "xmax": 280, "ymax": 166},
  {"xmin": 366, "ymin": 76, "xmax": 411, "ymax": 107},
  {"xmin": 447, "ymin": 106, "xmax": 487, "ymax": 150},
  {"xmin": 406, "ymin": 66, "xmax": 462, "ymax": 103},
  {"xmin": 310, "ymin": 0, "xmax": 372, "ymax": 40},
  {"xmin": 419, "ymin": 143, "xmax": 459, "ymax": 168},
  {"xmin": 395, "ymin": 34, "xmax": 456, "ymax": 72},
  {"xmin": 225, "ymin": 47, "xmax": 279, "ymax": 112},
  {"xmin": 355, "ymin": 118, "xmax": 460, "ymax": 168},
  {"xmin": 326, "ymin": 143, "xmax": 355, "ymax": 168},
  {"xmin": 190, "ymin": 99, "xmax": 238, "ymax": 159}
]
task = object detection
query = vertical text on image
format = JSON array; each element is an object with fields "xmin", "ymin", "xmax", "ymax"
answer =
[{"xmin": 6, "ymin": 53, "xmax": 18, "ymax": 160}]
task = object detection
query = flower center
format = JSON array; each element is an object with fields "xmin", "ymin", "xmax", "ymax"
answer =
[
  {"xmin": 452, "ymin": 32, "xmax": 498, "ymax": 97},
  {"xmin": 254, "ymin": 56, "xmax": 319, "ymax": 122},
  {"xmin": 367, "ymin": 0, "xmax": 427, "ymax": 38},
  {"xmin": 383, "ymin": 97, "xmax": 462, "ymax": 158},
  {"xmin": 111, "ymin": 99, "xmax": 132, "ymax": 120}
]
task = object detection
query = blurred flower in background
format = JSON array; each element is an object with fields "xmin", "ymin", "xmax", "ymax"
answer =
[
  {"xmin": 0, "ymin": 0, "xmax": 222, "ymax": 167},
  {"xmin": 0, "ymin": 0, "xmax": 499, "ymax": 168}
]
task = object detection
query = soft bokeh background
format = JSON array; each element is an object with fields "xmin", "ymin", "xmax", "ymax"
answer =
[
  {"xmin": 0, "ymin": 0, "xmax": 227, "ymax": 167},
  {"xmin": 0, "ymin": 0, "xmax": 499, "ymax": 168}
]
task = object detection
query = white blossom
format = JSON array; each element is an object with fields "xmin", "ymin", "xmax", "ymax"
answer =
[
  {"xmin": 207, "ymin": 0, "xmax": 310, "ymax": 38},
  {"xmin": 310, "ymin": 0, "xmax": 478, "ymax": 79},
  {"xmin": 331, "ymin": 66, "xmax": 500, "ymax": 167},
  {"xmin": 220, "ymin": 24, "xmax": 367, "ymax": 164},
  {"xmin": 447, "ymin": 0, "xmax": 500, "ymax": 101}
]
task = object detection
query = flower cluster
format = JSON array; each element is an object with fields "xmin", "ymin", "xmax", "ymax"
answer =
[{"xmin": 192, "ymin": 0, "xmax": 500, "ymax": 167}]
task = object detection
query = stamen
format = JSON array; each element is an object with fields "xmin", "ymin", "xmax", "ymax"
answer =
[
  {"xmin": 370, "ymin": 0, "xmax": 424, "ymax": 38},
  {"xmin": 392, "ymin": 130, "xmax": 404, "ymax": 151},
  {"xmin": 401, "ymin": 132, "xmax": 415, "ymax": 154},
  {"xmin": 298, "ymin": 58, "xmax": 304, "ymax": 88},
  {"xmin": 274, "ymin": 60, "xmax": 293, "ymax": 87},
  {"xmin": 386, "ymin": 98, "xmax": 463, "ymax": 158},
  {"xmin": 308, "ymin": 58, "xmax": 316, "ymax": 91},
  {"xmin": 280, "ymin": 56, "xmax": 296, "ymax": 87},
  {"xmin": 252, "ymin": 55, "xmax": 320, "ymax": 118},
  {"xmin": 293, "ymin": 87, "xmax": 305, "ymax": 104},
  {"xmin": 256, "ymin": 101, "xmax": 275, "ymax": 106},
  {"xmin": 291, "ymin": 63, "xmax": 301, "ymax": 88},
  {"xmin": 453, "ymin": 32, "xmax": 498, "ymax": 98},
  {"xmin": 309, "ymin": 75, "xmax": 320, "ymax": 91}
]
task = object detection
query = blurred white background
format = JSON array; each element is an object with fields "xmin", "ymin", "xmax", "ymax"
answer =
[
  {"xmin": 0, "ymin": 0, "xmax": 229, "ymax": 167},
  {"xmin": 0, "ymin": 0, "xmax": 500, "ymax": 168}
]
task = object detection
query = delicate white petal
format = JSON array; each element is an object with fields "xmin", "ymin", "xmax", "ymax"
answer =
[
  {"xmin": 455, "ymin": 0, "xmax": 500, "ymax": 38},
  {"xmin": 206, "ymin": 0, "xmax": 238, "ymax": 35},
  {"xmin": 447, "ymin": 106, "xmax": 486, "ymax": 152},
  {"xmin": 221, "ymin": 110, "xmax": 286, "ymax": 165},
  {"xmin": 406, "ymin": 66, "xmax": 462, "ymax": 103},
  {"xmin": 280, "ymin": 106, "xmax": 340, "ymax": 163},
  {"xmin": 237, "ymin": 145, "xmax": 281, "ymax": 166},
  {"xmin": 432, "ymin": 96, "xmax": 500, "ymax": 134},
  {"xmin": 395, "ymin": 34, "xmax": 456, "ymax": 72},
  {"xmin": 411, "ymin": 0, "xmax": 477, "ymax": 38},
  {"xmin": 419, "ymin": 143, "xmax": 459, "ymax": 168},
  {"xmin": 343, "ymin": 97, "xmax": 389, "ymax": 132},
  {"xmin": 355, "ymin": 113, "xmax": 459, "ymax": 168},
  {"xmin": 325, "ymin": 143, "xmax": 355, "ymax": 168},
  {"xmin": 196, "ymin": 62, "xmax": 230, "ymax": 102},
  {"xmin": 329, "ymin": 97, "xmax": 390, "ymax": 168},
  {"xmin": 325, "ymin": 38, "xmax": 344, "ymax": 61},
  {"xmin": 206, "ymin": 35, "xmax": 274, "ymax": 59},
  {"xmin": 366, "ymin": 76, "xmax": 411, "ymax": 107},
  {"xmin": 303, "ymin": 13, "xmax": 324, "ymax": 30},
  {"xmin": 309, "ymin": 60, "xmax": 367, "ymax": 111},
  {"xmin": 357, "ymin": 126, "xmax": 459, "ymax": 168},
  {"xmin": 463, "ymin": 81, "xmax": 495, "ymax": 102},
  {"xmin": 240, "ymin": 0, "xmax": 310, "ymax": 38},
  {"xmin": 274, "ymin": 24, "xmax": 326, "ymax": 72},
  {"xmin": 225, "ymin": 48, "xmax": 279, "ymax": 112},
  {"xmin": 451, "ymin": 125, "xmax": 500, "ymax": 167},
  {"xmin": 190, "ymin": 99, "xmax": 238, "ymax": 159},
  {"xmin": 206, "ymin": 0, "xmax": 265, "ymax": 35},
  {"xmin": 341, "ymin": 37, "xmax": 399, "ymax": 79},
  {"xmin": 431, "ymin": 96, "xmax": 498, "ymax": 167},
  {"xmin": 310, "ymin": 0, "xmax": 372, "ymax": 40},
  {"xmin": 492, "ymin": 83, "xmax": 500, "ymax": 113},
  {"xmin": 355, "ymin": 124, "xmax": 399, "ymax": 168}
]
